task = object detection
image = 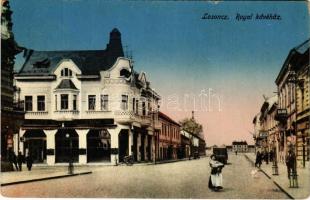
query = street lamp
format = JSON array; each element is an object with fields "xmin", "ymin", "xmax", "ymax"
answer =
[
  {"xmin": 272, "ymin": 139, "xmax": 279, "ymax": 175},
  {"xmin": 65, "ymin": 133, "xmax": 74, "ymax": 175}
]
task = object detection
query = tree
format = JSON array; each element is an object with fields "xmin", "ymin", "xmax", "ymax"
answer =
[{"xmin": 179, "ymin": 117, "xmax": 203, "ymax": 136}]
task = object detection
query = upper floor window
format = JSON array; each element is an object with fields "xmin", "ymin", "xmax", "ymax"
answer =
[
  {"xmin": 135, "ymin": 99, "xmax": 139, "ymax": 114},
  {"xmin": 142, "ymin": 102, "xmax": 146, "ymax": 116},
  {"xmin": 121, "ymin": 95, "xmax": 128, "ymax": 110},
  {"xmin": 61, "ymin": 94, "xmax": 69, "ymax": 110},
  {"xmin": 25, "ymin": 96, "xmax": 33, "ymax": 111},
  {"xmin": 73, "ymin": 95, "xmax": 77, "ymax": 110},
  {"xmin": 101, "ymin": 95, "xmax": 109, "ymax": 111},
  {"xmin": 132, "ymin": 98, "xmax": 136, "ymax": 112},
  {"xmin": 88, "ymin": 95, "xmax": 96, "ymax": 110},
  {"xmin": 120, "ymin": 68, "xmax": 130, "ymax": 78},
  {"xmin": 37, "ymin": 96, "xmax": 45, "ymax": 111},
  {"xmin": 61, "ymin": 68, "xmax": 72, "ymax": 77}
]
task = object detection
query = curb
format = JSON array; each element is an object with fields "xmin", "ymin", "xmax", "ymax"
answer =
[
  {"xmin": 1, "ymin": 171, "xmax": 92, "ymax": 187},
  {"xmin": 243, "ymin": 154, "xmax": 294, "ymax": 199},
  {"xmin": 154, "ymin": 157, "xmax": 203, "ymax": 165}
]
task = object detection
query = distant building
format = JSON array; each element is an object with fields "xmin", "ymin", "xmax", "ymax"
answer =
[
  {"xmin": 248, "ymin": 145, "xmax": 255, "ymax": 152},
  {"xmin": 232, "ymin": 141, "xmax": 248, "ymax": 152},
  {"xmin": 157, "ymin": 112, "xmax": 181, "ymax": 160},
  {"xmin": 180, "ymin": 130, "xmax": 206, "ymax": 158},
  {"xmin": 226, "ymin": 145, "xmax": 232, "ymax": 152}
]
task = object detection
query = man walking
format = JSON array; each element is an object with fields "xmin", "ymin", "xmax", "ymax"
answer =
[
  {"xmin": 17, "ymin": 151, "xmax": 24, "ymax": 171},
  {"xmin": 286, "ymin": 149, "xmax": 296, "ymax": 179}
]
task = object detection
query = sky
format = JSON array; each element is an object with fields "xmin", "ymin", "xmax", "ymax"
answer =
[{"xmin": 10, "ymin": 0, "xmax": 310, "ymax": 146}]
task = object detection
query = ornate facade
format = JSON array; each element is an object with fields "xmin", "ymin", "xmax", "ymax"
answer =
[{"xmin": 14, "ymin": 29, "xmax": 160, "ymax": 165}]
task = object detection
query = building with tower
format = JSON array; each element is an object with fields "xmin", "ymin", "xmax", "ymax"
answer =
[{"xmin": 14, "ymin": 28, "xmax": 160, "ymax": 165}]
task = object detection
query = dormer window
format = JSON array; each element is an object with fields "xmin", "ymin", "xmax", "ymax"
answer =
[
  {"xmin": 61, "ymin": 68, "xmax": 72, "ymax": 77},
  {"xmin": 120, "ymin": 68, "xmax": 130, "ymax": 78}
]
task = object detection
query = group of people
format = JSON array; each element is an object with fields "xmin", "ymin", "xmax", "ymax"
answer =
[
  {"xmin": 255, "ymin": 149, "xmax": 297, "ymax": 179},
  {"xmin": 8, "ymin": 150, "xmax": 33, "ymax": 171},
  {"xmin": 254, "ymin": 150, "xmax": 274, "ymax": 168}
]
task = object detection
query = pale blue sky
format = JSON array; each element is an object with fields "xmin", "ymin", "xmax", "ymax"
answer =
[{"xmin": 11, "ymin": 0, "xmax": 309, "ymax": 145}]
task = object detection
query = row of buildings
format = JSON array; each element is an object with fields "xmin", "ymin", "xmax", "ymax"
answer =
[
  {"xmin": 253, "ymin": 39, "xmax": 310, "ymax": 168},
  {"xmin": 1, "ymin": 1, "xmax": 206, "ymax": 166}
]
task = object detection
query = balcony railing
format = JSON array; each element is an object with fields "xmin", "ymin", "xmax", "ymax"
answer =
[
  {"xmin": 114, "ymin": 110, "xmax": 158, "ymax": 126},
  {"xmin": 54, "ymin": 110, "xmax": 80, "ymax": 114},
  {"xmin": 26, "ymin": 111, "xmax": 49, "ymax": 116}
]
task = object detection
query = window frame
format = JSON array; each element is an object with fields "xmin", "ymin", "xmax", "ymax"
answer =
[
  {"xmin": 25, "ymin": 96, "xmax": 33, "ymax": 111},
  {"xmin": 60, "ymin": 94, "xmax": 69, "ymax": 110},
  {"xmin": 37, "ymin": 95, "xmax": 45, "ymax": 111},
  {"xmin": 88, "ymin": 95, "xmax": 96, "ymax": 111},
  {"xmin": 101, "ymin": 94, "xmax": 109, "ymax": 111},
  {"xmin": 121, "ymin": 95, "xmax": 128, "ymax": 110}
]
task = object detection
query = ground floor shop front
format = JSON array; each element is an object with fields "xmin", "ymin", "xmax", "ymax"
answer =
[{"xmin": 16, "ymin": 121, "xmax": 155, "ymax": 165}]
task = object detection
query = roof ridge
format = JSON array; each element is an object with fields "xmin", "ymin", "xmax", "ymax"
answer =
[{"xmin": 294, "ymin": 38, "xmax": 310, "ymax": 51}]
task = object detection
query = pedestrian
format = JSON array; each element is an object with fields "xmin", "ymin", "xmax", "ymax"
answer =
[
  {"xmin": 269, "ymin": 150, "xmax": 274, "ymax": 162},
  {"xmin": 255, "ymin": 151, "xmax": 262, "ymax": 168},
  {"xmin": 208, "ymin": 154, "xmax": 224, "ymax": 191},
  {"xmin": 17, "ymin": 151, "xmax": 24, "ymax": 171},
  {"xmin": 235, "ymin": 150, "xmax": 237, "ymax": 155},
  {"xmin": 264, "ymin": 151, "xmax": 269, "ymax": 165},
  {"xmin": 285, "ymin": 149, "xmax": 296, "ymax": 179},
  {"xmin": 26, "ymin": 153, "xmax": 33, "ymax": 171},
  {"xmin": 8, "ymin": 150, "xmax": 18, "ymax": 171}
]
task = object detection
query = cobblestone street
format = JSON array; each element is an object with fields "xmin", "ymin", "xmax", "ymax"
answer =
[{"xmin": 1, "ymin": 153, "xmax": 290, "ymax": 198}]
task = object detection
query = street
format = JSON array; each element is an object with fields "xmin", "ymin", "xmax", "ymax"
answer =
[{"xmin": 1, "ymin": 154, "xmax": 289, "ymax": 199}]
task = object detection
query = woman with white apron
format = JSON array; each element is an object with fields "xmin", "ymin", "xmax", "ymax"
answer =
[{"xmin": 208, "ymin": 154, "xmax": 224, "ymax": 191}]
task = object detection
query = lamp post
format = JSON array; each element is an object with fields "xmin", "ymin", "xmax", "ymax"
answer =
[
  {"xmin": 272, "ymin": 139, "xmax": 279, "ymax": 175},
  {"xmin": 66, "ymin": 133, "xmax": 74, "ymax": 175}
]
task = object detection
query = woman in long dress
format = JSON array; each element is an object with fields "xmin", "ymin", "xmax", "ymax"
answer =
[{"xmin": 208, "ymin": 154, "xmax": 224, "ymax": 191}]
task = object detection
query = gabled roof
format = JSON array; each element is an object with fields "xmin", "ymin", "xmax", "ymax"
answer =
[
  {"xmin": 275, "ymin": 39, "xmax": 310, "ymax": 85},
  {"xmin": 18, "ymin": 50, "xmax": 114, "ymax": 76},
  {"xmin": 159, "ymin": 111, "xmax": 180, "ymax": 127},
  {"xmin": 56, "ymin": 79, "xmax": 78, "ymax": 90},
  {"xmin": 17, "ymin": 29, "xmax": 124, "ymax": 76}
]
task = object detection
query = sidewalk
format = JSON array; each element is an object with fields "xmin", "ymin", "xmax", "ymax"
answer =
[
  {"xmin": 245, "ymin": 153, "xmax": 310, "ymax": 199},
  {"xmin": 1, "ymin": 157, "xmax": 203, "ymax": 187},
  {"xmin": 1, "ymin": 166, "xmax": 92, "ymax": 186}
]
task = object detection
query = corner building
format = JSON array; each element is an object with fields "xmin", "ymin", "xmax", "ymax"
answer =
[{"xmin": 14, "ymin": 29, "xmax": 160, "ymax": 165}]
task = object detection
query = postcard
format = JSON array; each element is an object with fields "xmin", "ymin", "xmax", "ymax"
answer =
[{"xmin": 1, "ymin": 0, "xmax": 309, "ymax": 199}]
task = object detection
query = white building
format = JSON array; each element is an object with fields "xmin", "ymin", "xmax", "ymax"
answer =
[
  {"xmin": 14, "ymin": 29, "xmax": 160, "ymax": 165},
  {"xmin": 232, "ymin": 141, "xmax": 248, "ymax": 152}
]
